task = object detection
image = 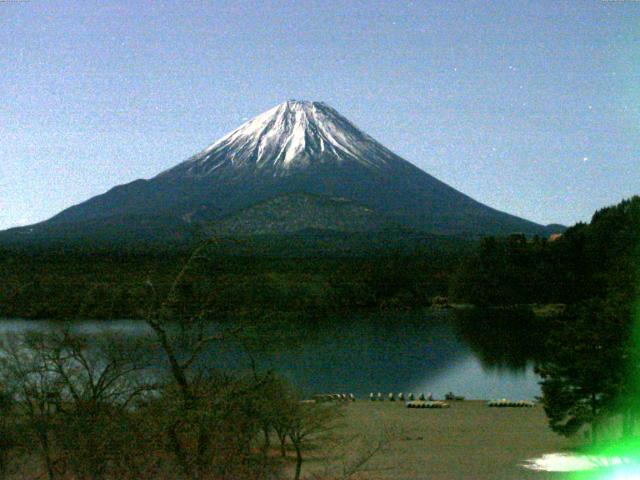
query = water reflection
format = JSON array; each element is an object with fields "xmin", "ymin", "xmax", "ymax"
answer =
[
  {"xmin": 235, "ymin": 312, "xmax": 466, "ymax": 396},
  {"xmin": 0, "ymin": 319, "xmax": 154, "ymax": 336},
  {"xmin": 452, "ymin": 306, "xmax": 551, "ymax": 371},
  {"xmin": 415, "ymin": 355, "xmax": 540, "ymax": 400},
  {"xmin": 0, "ymin": 309, "xmax": 544, "ymax": 400}
]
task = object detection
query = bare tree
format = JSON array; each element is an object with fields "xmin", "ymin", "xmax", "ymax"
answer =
[
  {"xmin": 284, "ymin": 401, "xmax": 342, "ymax": 480},
  {"xmin": 0, "ymin": 386, "xmax": 15, "ymax": 480},
  {"xmin": 144, "ymin": 239, "xmax": 253, "ymax": 479},
  {"xmin": 0, "ymin": 329, "xmax": 157, "ymax": 480},
  {"xmin": 320, "ymin": 425, "xmax": 398, "ymax": 480},
  {"xmin": 0, "ymin": 332, "xmax": 64, "ymax": 480}
]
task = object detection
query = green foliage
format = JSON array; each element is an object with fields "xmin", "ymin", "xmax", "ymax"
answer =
[
  {"xmin": 452, "ymin": 196, "xmax": 640, "ymax": 306},
  {"xmin": 535, "ymin": 299, "xmax": 631, "ymax": 441},
  {"xmin": 527, "ymin": 197, "xmax": 640, "ymax": 444},
  {"xmin": 450, "ymin": 234, "xmax": 566, "ymax": 305}
]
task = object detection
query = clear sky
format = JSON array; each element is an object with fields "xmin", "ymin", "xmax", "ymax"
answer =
[{"xmin": 1, "ymin": 0, "xmax": 638, "ymax": 229}]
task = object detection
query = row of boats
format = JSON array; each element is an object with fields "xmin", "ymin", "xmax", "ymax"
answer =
[
  {"xmin": 310, "ymin": 393, "xmax": 535, "ymax": 408},
  {"xmin": 369, "ymin": 392, "xmax": 435, "ymax": 401}
]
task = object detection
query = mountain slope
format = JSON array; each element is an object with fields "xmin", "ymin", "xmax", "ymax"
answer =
[
  {"xmin": 207, "ymin": 193, "xmax": 398, "ymax": 236},
  {"xmin": 4, "ymin": 100, "xmax": 560, "ymax": 241}
]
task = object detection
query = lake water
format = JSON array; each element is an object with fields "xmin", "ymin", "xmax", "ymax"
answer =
[{"xmin": 0, "ymin": 310, "xmax": 541, "ymax": 401}]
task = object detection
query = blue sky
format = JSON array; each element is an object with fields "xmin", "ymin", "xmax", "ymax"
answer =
[{"xmin": 1, "ymin": 0, "xmax": 638, "ymax": 229}]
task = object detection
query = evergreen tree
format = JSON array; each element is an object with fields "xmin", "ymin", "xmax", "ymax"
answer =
[{"xmin": 535, "ymin": 299, "xmax": 631, "ymax": 443}]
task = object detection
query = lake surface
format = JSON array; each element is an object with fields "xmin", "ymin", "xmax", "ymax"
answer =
[{"xmin": 0, "ymin": 310, "xmax": 541, "ymax": 400}]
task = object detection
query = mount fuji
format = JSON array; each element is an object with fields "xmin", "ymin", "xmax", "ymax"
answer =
[{"xmin": 4, "ymin": 100, "xmax": 560, "ymax": 243}]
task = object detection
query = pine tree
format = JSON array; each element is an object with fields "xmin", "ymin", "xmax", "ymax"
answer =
[{"xmin": 536, "ymin": 299, "xmax": 630, "ymax": 443}]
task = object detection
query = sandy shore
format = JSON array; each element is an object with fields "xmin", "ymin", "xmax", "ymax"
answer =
[{"xmin": 305, "ymin": 400, "xmax": 576, "ymax": 480}]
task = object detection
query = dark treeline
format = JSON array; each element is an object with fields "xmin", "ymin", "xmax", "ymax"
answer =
[
  {"xmin": 451, "ymin": 196, "xmax": 640, "ymax": 306},
  {"xmin": 0, "ymin": 233, "xmax": 471, "ymax": 320}
]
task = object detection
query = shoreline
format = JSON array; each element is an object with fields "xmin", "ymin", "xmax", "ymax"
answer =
[{"xmin": 304, "ymin": 400, "xmax": 575, "ymax": 479}]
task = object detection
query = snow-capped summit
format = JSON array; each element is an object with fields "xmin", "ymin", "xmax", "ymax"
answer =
[
  {"xmin": 159, "ymin": 100, "xmax": 400, "ymax": 178},
  {"xmin": 8, "ymin": 100, "xmax": 560, "ymax": 240}
]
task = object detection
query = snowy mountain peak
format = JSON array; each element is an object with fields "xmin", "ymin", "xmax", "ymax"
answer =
[
  {"xmin": 23, "ymin": 101, "xmax": 555, "ymax": 238},
  {"xmin": 160, "ymin": 100, "xmax": 399, "ymax": 179}
]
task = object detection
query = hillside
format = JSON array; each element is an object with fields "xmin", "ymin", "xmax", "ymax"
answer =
[{"xmin": 206, "ymin": 193, "xmax": 398, "ymax": 236}]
